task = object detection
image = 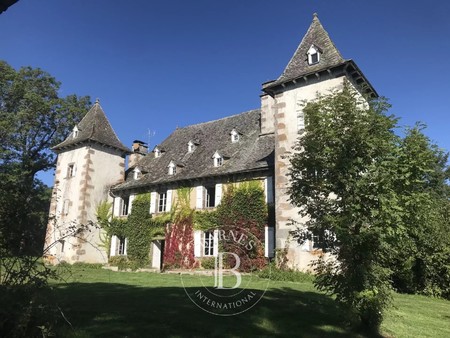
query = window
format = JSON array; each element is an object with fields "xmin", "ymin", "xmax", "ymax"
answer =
[
  {"xmin": 118, "ymin": 237, "xmax": 126, "ymax": 255},
  {"xmin": 213, "ymin": 152, "xmax": 223, "ymax": 167},
  {"xmin": 158, "ymin": 192, "xmax": 167, "ymax": 212},
  {"xmin": 307, "ymin": 45, "xmax": 320, "ymax": 65},
  {"xmin": 66, "ymin": 164, "xmax": 75, "ymax": 178},
  {"xmin": 168, "ymin": 161, "xmax": 176, "ymax": 175},
  {"xmin": 120, "ymin": 197, "xmax": 129, "ymax": 216},
  {"xmin": 205, "ymin": 186, "xmax": 216, "ymax": 208},
  {"xmin": 73, "ymin": 126, "xmax": 79, "ymax": 138},
  {"xmin": 60, "ymin": 240, "xmax": 65, "ymax": 253},
  {"xmin": 133, "ymin": 168, "xmax": 141, "ymax": 180},
  {"xmin": 230, "ymin": 129, "xmax": 239, "ymax": 143},
  {"xmin": 204, "ymin": 231, "xmax": 214, "ymax": 256},
  {"xmin": 188, "ymin": 141, "xmax": 195, "ymax": 153},
  {"xmin": 62, "ymin": 199, "xmax": 70, "ymax": 216}
]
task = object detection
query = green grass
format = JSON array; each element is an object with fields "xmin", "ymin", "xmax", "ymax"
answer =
[{"xmin": 49, "ymin": 266, "xmax": 450, "ymax": 338}]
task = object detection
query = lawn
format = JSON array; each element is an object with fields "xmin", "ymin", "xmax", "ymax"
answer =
[{"xmin": 49, "ymin": 265, "xmax": 450, "ymax": 338}]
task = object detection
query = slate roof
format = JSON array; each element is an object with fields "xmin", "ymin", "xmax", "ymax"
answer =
[
  {"xmin": 263, "ymin": 13, "xmax": 377, "ymax": 97},
  {"xmin": 113, "ymin": 109, "xmax": 274, "ymax": 191},
  {"xmin": 52, "ymin": 100, "xmax": 131, "ymax": 153},
  {"xmin": 264, "ymin": 13, "xmax": 346, "ymax": 89}
]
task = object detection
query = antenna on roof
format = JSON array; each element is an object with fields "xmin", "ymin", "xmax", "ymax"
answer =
[{"xmin": 147, "ymin": 129, "xmax": 156, "ymax": 148}]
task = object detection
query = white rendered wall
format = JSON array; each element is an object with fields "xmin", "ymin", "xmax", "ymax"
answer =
[
  {"xmin": 272, "ymin": 75, "xmax": 346, "ymax": 270},
  {"xmin": 45, "ymin": 144, "xmax": 125, "ymax": 264}
]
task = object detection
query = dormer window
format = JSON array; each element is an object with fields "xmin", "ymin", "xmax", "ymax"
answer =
[
  {"xmin": 133, "ymin": 167, "xmax": 141, "ymax": 180},
  {"xmin": 154, "ymin": 147, "xmax": 161, "ymax": 158},
  {"xmin": 307, "ymin": 45, "xmax": 320, "ymax": 65},
  {"xmin": 230, "ymin": 129, "xmax": 240, "ymax": 143},
  {"xmin": 168, "ymin": 161, "xmax": 176, "ymax": 175},
  {"xmin": 212, "ymin": 151, "xmax": 223, "ymax": 167},
  {"xmin": 188, "ymin": 141, "xmax": 195, "ymax": 153},
  {"xmin": 72, "ymin": 125, "xmax": 79, "ymax": 139}
]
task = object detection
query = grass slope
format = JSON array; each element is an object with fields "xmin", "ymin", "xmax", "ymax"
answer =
[{"xmin": 50, "ymin": 266, "xmax": 450, "ymax": 338}]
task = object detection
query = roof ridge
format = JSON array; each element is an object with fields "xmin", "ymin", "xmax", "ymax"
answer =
[{"xmin": 178, "ymin": 109, "xmax": 260, "ymax": 130}]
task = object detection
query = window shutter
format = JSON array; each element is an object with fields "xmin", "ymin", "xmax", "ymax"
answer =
[
  {"xmin": 265, "ymin": 226, "xmax": 275, "ymax": 258},
  {"xmin": 113, "ymin": 197, "xmax": 121, "ymax": 217},
  {"xmin": 196, "ymin": 186, "xmax": 204, "ymax": 209},
  {"xmin": 194, "ymin": 230, "xmax": 202, "ymax": 257},
  {"xmin": 265, "ymin": 176, "xmax": 274, "ymax": 204},
  {"xmin": 128, "ymin": 194, "xmax": 135, "ymax": 214},
  {"xmin": 166, "ymin": 189, "xmax": 173, "ymax": 211},
  {"xmin": 150, "ymin": 192, "xmax": 157, "ymax": 214},
  {"xmin": 56, "ymin": 199, "xmax": 63, "ymax": 216},
  {"xmin": 213, "ymin": 230, "xmax": 219, "ymax": 257},
  {"xmin": 72, "ymin": 164, "xmax": 77, "ymax": 177},
  {"xmin": 215, "ymin": 183, "xmax": 222, "ymax": 207},
  {"xmin": 124, "ymin": 238, "xmax": 128, "ymax": 256},
  {"xmin": 110, "ymin": 235, "xmax": 117, "ymax": 257}
]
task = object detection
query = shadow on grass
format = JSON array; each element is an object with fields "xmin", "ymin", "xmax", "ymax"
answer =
[{"xmin": 52, "ymin": 281, "xmax": 379, "ymax": 338}]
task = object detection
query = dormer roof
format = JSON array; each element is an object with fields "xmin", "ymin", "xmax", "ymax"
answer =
[{"xmin": 52, "ymin": 99, "xmax": 131, "ymax": 154}]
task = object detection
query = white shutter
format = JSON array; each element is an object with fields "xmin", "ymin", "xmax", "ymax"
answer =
[
  {"xmin": 124, "ymin": 238, "xmax": 128, "ymax": 256},
  {"xmin": 150, "ymin": 192, "xmax": 157, "ymax": 214},
  {"xmin": 213, "ymin": 230, "xmax": 219, "ymax": 257},
  {"xmin": 297, "ymin": 111, "xmax": 305, "ymax": 131},
  {"xmin": 265, "ymin": 176, "xmax": 274, "ymax": 204},
  {"xmin": 194, "ymin": 230, "xmax": 202, "ymax": 257},
  {"xmin": 215, "ymin": 183, "xmax": 222, "ymax": 207},
  {"xmin": 56, "ymin": 198, "xmax": 63, "ymax": 216},
  {"xmin": 265, "ymin": 226, "xmax": 275, "ymax": 258},
  {"xmin": 166, "ymin": 189, "xmax": 173, "ymax": 211},
  {"xmin": 113, "ymin": 197, "xmax": 121, "ymax": 217},
  {"xmin": 196, "ymin": 186, "xmax": 204, "ymax": 209},
  {"xmin": 73, "ymin": 164, "xmax": 77, "ymax": 177},
  {"xmin": 110, "ymin": 235, "xmax": 118, "ymax": 257},
  {"xmin": 128, "ymin": 194, "xmax": 136, "ymax": 214}
]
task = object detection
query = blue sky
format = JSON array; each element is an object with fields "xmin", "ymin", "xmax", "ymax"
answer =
[{"xmin": 1, "ymin": 0, "xmax": 449, "ymax": 186}]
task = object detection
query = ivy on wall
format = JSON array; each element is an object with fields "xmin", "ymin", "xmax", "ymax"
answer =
[
  {"xmin": 163, "ymin": 187, "xmax": 197, "ymax": 269},
  {"xmin": 97, "ymin": 181, "xmax": 269, "ymax": 271},
  {"xmin": 96, "ymin": 194, "xmax": 166, "ymax": 269},
  {"xmin": 194, "ymin": 181, "xmax": 268, "ymax": 272}
]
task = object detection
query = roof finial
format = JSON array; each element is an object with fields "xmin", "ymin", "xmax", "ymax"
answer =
[
  {"xmin": 313, "ymin": 12, "xmax": 318, "ymax": 19},
  {"xmin": 95, "ymin": 98, "xmax": 100, "ymax": 104}
]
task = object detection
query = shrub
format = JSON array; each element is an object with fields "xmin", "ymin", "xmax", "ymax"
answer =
[
  {"xmin": 108, "ymin": 256, "xmax": 130, "ymax": 271},
  {"xmin": 200, "ymin": 257, "xmax": 216, "ymax": 270},
  {"xmin": 257, "ymin": 263, "xmax": 315, "ymax": 283}
]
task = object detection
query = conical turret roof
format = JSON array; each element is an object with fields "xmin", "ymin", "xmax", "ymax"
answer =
[
  {"xmin": 265, "ymin": 13, "xmax": 347, "ymax": 88},
  {"xmin": 52, "ymin": 99, "xmax": 131, "ymax": 153}
]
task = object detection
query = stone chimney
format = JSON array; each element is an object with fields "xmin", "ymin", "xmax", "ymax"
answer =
[{"xmin": 129, "ymin": 140, "xmax": 148, "ymax": 168}]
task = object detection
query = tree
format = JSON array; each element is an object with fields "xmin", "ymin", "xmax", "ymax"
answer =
[
  {"xmin": 389, "ymin": 125, "xmax": 450, "ymax": 298},
  {"xmin": 0, "ymin": 60, "xmax": 90, "ymax": 255},
  {"xmin": 0, "ymin": 61, "xmax": 90, "ymax": 336},
  {"xmin": 289, "ymin": 84, "xmax": 401, "ymax": 331},
  {"xmin": 289, "ymin": 83, "xmax": 450, "ymax": 331}
]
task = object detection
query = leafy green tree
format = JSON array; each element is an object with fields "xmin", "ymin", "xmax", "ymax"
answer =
[
  {"xmin": 0, "ymin": 60, "xmax": 90, "ymax": 255},
  {"xmin": 390, "ymin": 125, "xmax": 450, "ymax": 298},
  {"xmin": 289, "ymin": 83, "xmax": 450, "ymax": 330},
  {"xmin": 289, "ymin": 84, "xmax": 401, "ymax": 331}
]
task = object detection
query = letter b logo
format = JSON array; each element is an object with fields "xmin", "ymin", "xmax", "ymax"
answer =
[{"xmin": 214, "ymin": 252, "xmax": 241, "ymax": 289}]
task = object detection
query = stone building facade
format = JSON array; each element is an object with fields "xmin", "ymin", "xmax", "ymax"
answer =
[{"xmin": 45, "ymin": 14, "xmax": 376, "ymax": 270}]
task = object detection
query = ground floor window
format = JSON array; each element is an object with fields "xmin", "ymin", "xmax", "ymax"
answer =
[
  {"xmin": 118, "ymin": 236, "xmax": 126, "ymax": 255},
  {"xmin": 204, "ymin": 231, "xmax": 214, "ymax": 256}
]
